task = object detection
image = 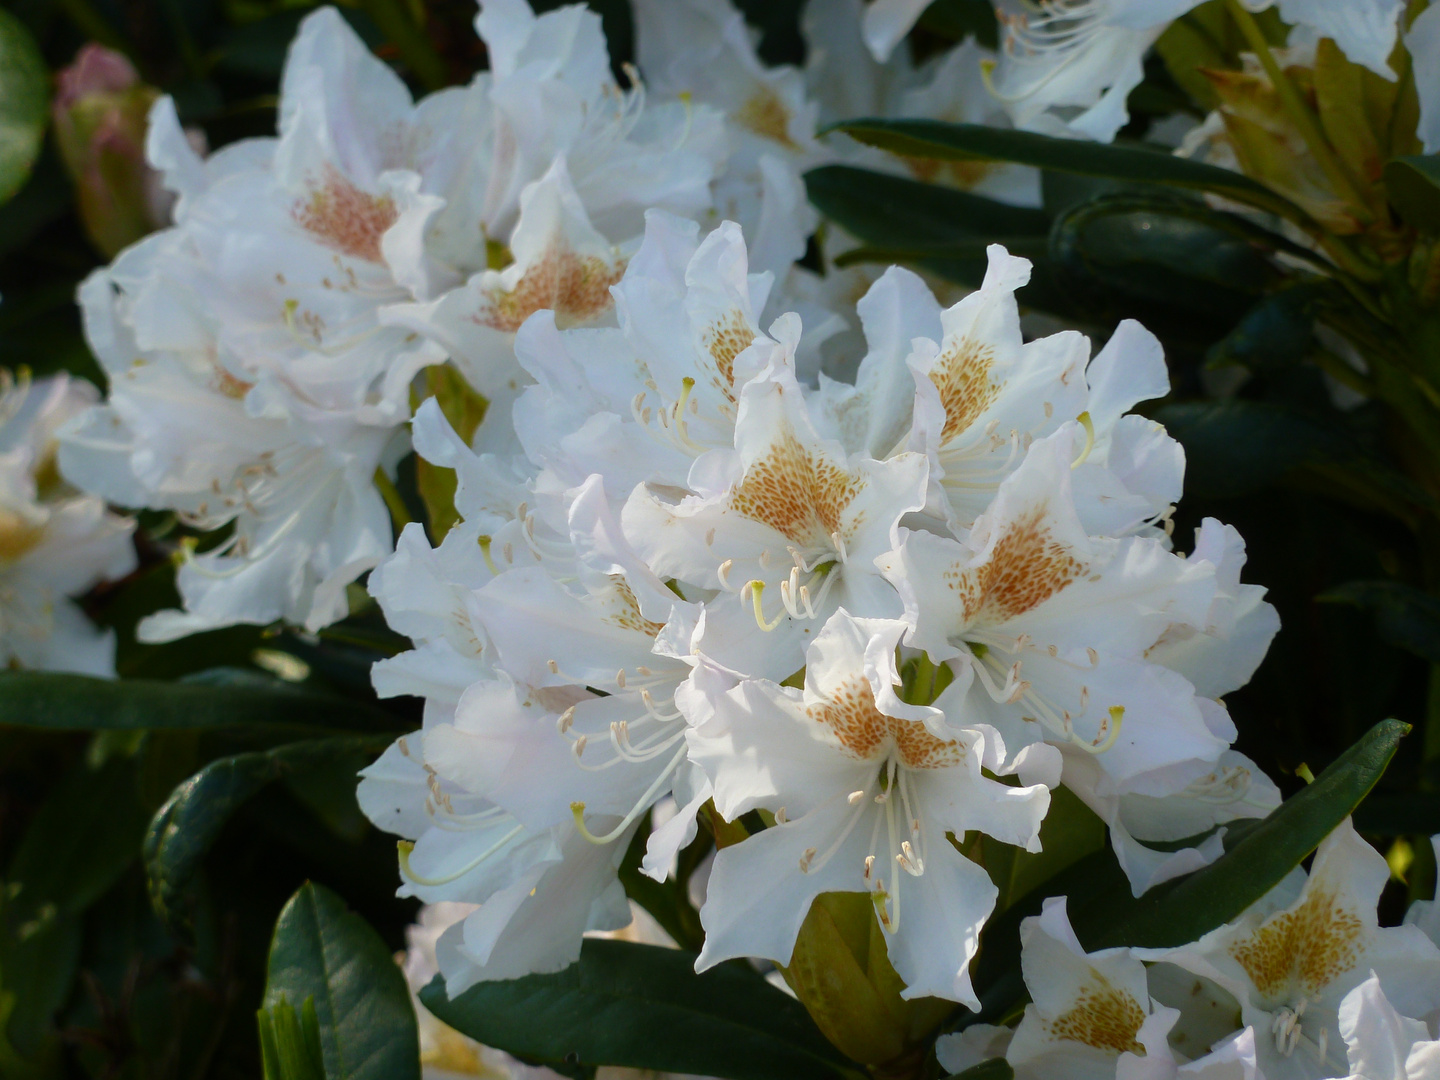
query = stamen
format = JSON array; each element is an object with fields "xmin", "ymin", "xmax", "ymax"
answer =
[{"xmin": 1070, "ymin": 411, "xmax": 1095, "ymax": 469}]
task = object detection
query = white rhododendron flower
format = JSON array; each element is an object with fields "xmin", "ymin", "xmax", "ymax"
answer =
[
  {"xmin": 990, "ymin": 0, "xmax": 1408, "ymax": 143},
  {"xmin": 1142, "ymin": 820, "xmax": 1440, "ymax": 1080},
  {"xmin": 684, "ymin": 609, "xmax": 1058, "ymax": 1004},
  {"xmin": 936, "ymin": 897, "xmax": 1268, "ymax": 1080},
  {"xmin": 1337, "ymin": 974, "xmax": 1440, "ymax": 1080},
  {"xmin": 0, "ymin": 372, "xmax": 135, "ymax": 674}
]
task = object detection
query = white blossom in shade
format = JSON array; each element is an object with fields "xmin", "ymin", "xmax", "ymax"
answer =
[
  {"xmin": 59, "ymin": 235, "xmax": 408, "ymax": 641},
  {"xmin": 0, "ymin": 372, "xmax": 135, "ymax": 675},
  {"xmin": 891, "ymin": 248, "xmax": 1179, "ymax": 534},
  {"xmin": 1005, "ymin": 896, "xmax": 1182, "ymax": 1080},
  {"xmin": 1337, "ymin": 973, "xmax": 1440, "ymax": 1080},
  {"xmin": 1406, "ymin": 4, "xmax": 1440, "ymax": 155},
  {"xmin": 1140, "ymin": 820, "xmax": 1440, "ymax": 1080},
  {"xmin": 631, "ymin": 0, "xmax": 820, "ymax": 279},
  {"xmin": 507, "ymin": 210, "xmax": 776, "ymax": 499},
  {"xmin": 939, "ymin": 899, "xmax": 1268, "ymax": 1080},
  {"xmin": 882, "ymin": 429, "xmax": 1231, "ymax": 788},
  {"xmin": 624, "ymin": 327, "xmax": 929, "ymax": 681},
  {"xmin": 683, "ymin": 609, "xmax": 1058, "ymax": 1005},
  {"xmin": 803, "ymin": 0, "xmax": 1042, "ymax": 208},
  {"xmin": 857, "ymin": 0, "xmax": 933, "ymax": 63},
  {"xmin": 1403, "ymin": 836, "xmax": 1440, "ymax": 950},
  {"xmin": 991, "ymin": 0, "xmax": 1405, "ymax": 143}
]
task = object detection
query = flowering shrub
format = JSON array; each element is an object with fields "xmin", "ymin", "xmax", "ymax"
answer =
[{"xmin": 1, "ymin": 2, "xmax": 1439, "ymax": 1079}]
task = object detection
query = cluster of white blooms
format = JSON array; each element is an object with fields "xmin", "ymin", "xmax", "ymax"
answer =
[
  {"xmin": 44, "ymin": 0, "xmax": 1440, "ymax": 1076},
  {"xmin": 964, "ymin": 0, "xmax": 1435, "ymax": 145},
  {"xmin": 938, "ymin": 824, "xmax": 1440, "ymax": 1080},
  {"xmin": 0, "ymin": 370, "xmax": 135, "ymax": 674},
  {"xmin": 356, "ymin": 199, "xmax": 1283, "ymax": 1007}
]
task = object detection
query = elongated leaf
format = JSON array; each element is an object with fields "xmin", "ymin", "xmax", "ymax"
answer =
[
  {"xmin": 264, "ymin": 883, "xmax": 420, "ymax": 1080},
  {"xmin": 0, "ymin": 9, "xmax": 47, "ymax": 204},
  {"xmin": 1049, "ymin": 192, "xmax": 1283, "ymax": 321},
  {"xmin": 144, "ymin": 737, "xmax": 387, "ymax": 933},
  {"xmin": 421, "ymin": 939, "xmax": 859, "ymax": 1080},
  {"xmin": 0, "ymin": 670, "xmax": 400, "ymax": 733},
  {"xmin": 1206, "ymin": 285, "xmax": 1322, "ymax": 372},
  {"xmin": 1383, "ymin": 155, "xmax": 1440, "ymax": 231},
  {"xmin": 1319, "ymin": 580, "xmax": 1440, "ymax": 664},
  {"xmin": 1087, "ymin": 718, "xmax": 1408, "ymax": 949},
  {"xmin": 805, "ymin": 165, "xmax": 1065, "ymax": 308},
  {"xmin": 827, "ymin": 120, "xmax": 1301, "ymax": 221}
]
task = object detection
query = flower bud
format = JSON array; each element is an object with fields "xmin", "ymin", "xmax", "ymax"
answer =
[{"xmin": 52, "ymin": 45, "xmax": 170, "ymax": 257}]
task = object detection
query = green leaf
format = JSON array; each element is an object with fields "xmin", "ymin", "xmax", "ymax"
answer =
[
  {"xmin": 421, "ymin": 939, "xmax": 859, "ymax": 1080},
  {"xmin": 1155, "ymin": 400, "xmax": 1436, "ymax": 523},
  {"xmin": 1205, "ymin": 285, "xmax": 1322, "ymax": 372},
  {"xmin": 915, "ymin": 0, "xmax": 999, "ymax": 49},
  {"xmin": 826, "ymin": 120, "xmax": 1302, "ymax": 221},
  {"xmin": 264, "ymin": 883, "xmax": 420, "ymax": 1080},
  {"xmin": 258, "ymin": 995, "xmax": 328, "ymax": 1080},
  {"xmin": 947, "ymin": 1060, "xmax": 1014, "ymax": 1080},
  {"xmin": 1087, "ymin": 718, "xmax": 1408, "ymax": 949},
  {"xmin": 0, "ymin": 8, "xmax": 48, "ymax": 205},
  {"xmin": 2, "ymin": 758, "xmax": 147, "ymax": 1058},
  {"xmin": 1048, "ymin": 191, "xmax": 1283, "ymax": 321},
  {"xmin": 143, "ymin": 737, "xmax": 387, "ymax": 934},
  {"xmin": 1319, "ymin": 580, "xmax": 1440, "ymax": 664},
  {"xmin": 982, "ymin": 785, "xmax": 1105, "ymax": 913},
  {"xmin": 0, "ymin": 670, "xmax": 401, "ymax": 734},
  {"xmin": 1383, "ymin": 155, "xmax": 1440, "ymax": 232},
  {"xmin": 804, "ymin": 165, "xmax": 1064, "ymax": 308}
]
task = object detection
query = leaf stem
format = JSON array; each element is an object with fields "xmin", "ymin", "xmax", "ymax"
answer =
[{"xmin": 373, "ymin": 467, "xmax": 411, "ymax": 533}]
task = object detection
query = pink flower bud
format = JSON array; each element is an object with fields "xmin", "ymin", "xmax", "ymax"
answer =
[{"xmin": 52, "ymin": 45, "xmax": 169, "ymax": 257}]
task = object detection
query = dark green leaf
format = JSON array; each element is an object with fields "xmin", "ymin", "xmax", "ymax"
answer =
[
  {"xmin": 826, "ymin": 120, "xmax": 1302, "ymax": 221},
  {"xmin": 1049, "ymin": 192, "xmax": 1282, "ymax": 322},
  {"xmin": 1156, "ymin": 400, "xmax": 1436, "ymax": 522},
  {"xmin": 143, "ymin": 737, "xmax": 387, "ymax": 934},
  {"xmin": 0, "ymin": 8, "xmax": 48, "ymax": 205},
  {"xmin": 947, "ymin": 1060, "xmax": 1014, "ymax": 1080},
  {"xmin": 421, "ymin": 939, "xmax": 859, "ymax": 1080},
  {"xmin": 0, "ymin": 670, "xmax": 400, "ymax": 734},
  {"xmin": 1206, "ymin": 285, "xmax": 1322, "ymax": 372},
  {"xmin": 806, "ymin": 165, "xmax": 1050, "ymax": 248},
  {"xmin": 264, "ymin": 883, "xmax": 420, "ymax": 1080},
  {"xmin": 2, "ymin": 758, "xmax": 147, "ymax": 1059},
  {"xmin": 1087, "ymin": 718, "xmax": 1408, "ymax": 948},
  {"xmin": 1318, "ymin": 580, "xmax": 1440, "ymax": 664},
  {"xmin": 1383, "ymin": 155, "xmax": 1440, "ymax": 231},
  {"xmin": 805, "ymin": 165, "xmax": 1064, "ymax": 307}
]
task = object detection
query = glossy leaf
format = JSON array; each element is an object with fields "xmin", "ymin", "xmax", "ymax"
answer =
[
  {"xmin": 1205, "ymin": 285, "xmax": 1322, "ymax": 372},
  {"xmin": 144, "ymin": 737, "xmax": 387, "ymax": 933},
  {"xmin": 1383, "ymin": 155, "xmax": 1440, "ymax": 232},
  {"xmin": 826, "ymin": 120, "xmax": 1302, "ymax": 221},
  {"xmin": 1049, "ymin": 192, "xmax": 1282, "ymax": 321},
  {"xmin": 0, "ymin": 9, "xmax": 48, "ymax": 204},
  {"xmin": 421, "ymin": 938, "xmax": 859, "ymax": 1080},
  {"xmin": 0, "ymin": 670, "xmax": 400, "ymax": 733},
  {"xmin": 1319, "ymin": 580, "xmax": 1440, "ymax": 664},
  {"xmin": 264, "ymin": 883, "xmax": 420, "ymax": 1080},
  {"xmin": 1086, "ymin": 718, "xmax": 1408, "ymax": 949}
]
